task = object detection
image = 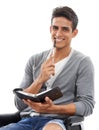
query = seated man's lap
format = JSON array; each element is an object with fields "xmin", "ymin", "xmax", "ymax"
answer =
[{"xmin": 0, "ymin": 116, "xmax": 66, "ymax": 130}]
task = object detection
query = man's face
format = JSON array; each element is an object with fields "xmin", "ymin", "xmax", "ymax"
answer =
[{"xmin": 50, "ymin": 17, "xmax": 78, "ymax": 49}]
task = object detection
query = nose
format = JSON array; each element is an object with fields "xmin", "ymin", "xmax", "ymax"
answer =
[{"xmin": 56, "ymin": 29, "xmax": 63, "ymax": 37}]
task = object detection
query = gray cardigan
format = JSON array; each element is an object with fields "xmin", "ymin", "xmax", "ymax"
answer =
[{"xmin": 14, "ymin": 49, "xmax": 95, "ymax": 118}]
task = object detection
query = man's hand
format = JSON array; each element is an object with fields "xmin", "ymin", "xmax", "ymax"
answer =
[
  {"xmin": 38, "ymin": 57, "xmax": 55, "ymax": 83},
  {"xmin": 23, "ymin": 97, "xmax": 76, "ymax": 115},
  {"xmin": 23, "ymin": 57, "xmax": 55, "ymax": 95},
  {"xmin": 23, "ymin": 97, "xmax": 54, "ymax": 113}
]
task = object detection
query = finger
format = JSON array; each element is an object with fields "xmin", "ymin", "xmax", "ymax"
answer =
[
  {"xmin": 49, "ymin": 71, "xmax": 55, "ymax": 76},
  {"xmin": 47, "ymin": 66, "xmax": 55, "ymax": 71},
  {"xmin": 23, "ymin": 99, "xmax": 31, "ymax": 104},
  {"xmin": 23, "ymin": 99, "xmax": 30, "ymax": 105},
  {"xmin": 23, "ymin": 99, "xmax": 35, "ymax": 106},
  {"xmin": 41, "ymin": 60, "xmax": 54, "ymax": 69},
  {"xmin": 45, "ymin": 97, "xmax": 53, "ymax": 105},
  {"xmin": 46, "ymin": 57, "xmax": 54, "ymax": 65}
]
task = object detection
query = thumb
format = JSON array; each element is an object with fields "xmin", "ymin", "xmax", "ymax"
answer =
[{"xmin": 45, "ymin": 97, "xmax": 53, "ymax": 105}]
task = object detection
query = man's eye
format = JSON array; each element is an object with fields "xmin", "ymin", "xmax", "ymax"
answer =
[
  {"xmin": 53, "ymin": 26, "xmax": 58, "ymax": 30},
  {"xmin": 62, "ymin": 27, "xmax": 69, "ymax": 32}
]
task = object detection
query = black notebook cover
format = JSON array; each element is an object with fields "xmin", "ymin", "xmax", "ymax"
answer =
[{"xmin": 13, "ymin": 87, "xmax": 63, "ymax": 102}]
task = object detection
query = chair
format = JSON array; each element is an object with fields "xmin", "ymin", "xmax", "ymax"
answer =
[{"xmin": 0, "ymin": 111, "xmax": 84, "ymax": 130}]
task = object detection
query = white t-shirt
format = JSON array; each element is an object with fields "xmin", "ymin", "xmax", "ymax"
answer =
[{"xmin": 45, "ymin": 48, "xmax": 74, "ymax": 89}]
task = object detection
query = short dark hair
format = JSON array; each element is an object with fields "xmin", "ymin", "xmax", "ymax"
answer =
[{"xmin": 51, "ymin": 6, "xmax": 78, "ymax": 31}]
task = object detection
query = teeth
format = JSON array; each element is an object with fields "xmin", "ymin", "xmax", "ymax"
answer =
[{"xmin": 56, "ymin": 38, "xmax": 64, "ymax": 42}]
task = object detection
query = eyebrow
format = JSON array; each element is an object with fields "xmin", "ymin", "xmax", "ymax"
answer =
[
  {"xmin": 62, "ymin": 26, "xmax": 70, "ymax": 29},
  {"xmin": 52, "ymin": 25, "xmax": 70, "ymax": 28},
  {"xmin": 52, "ymin": 25, "xmax": 71, "ymax": 30}
]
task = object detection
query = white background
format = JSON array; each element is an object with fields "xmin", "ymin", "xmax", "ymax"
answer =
[{"xmin": 0, "ymin": 0, "xmax": 98, "ymax": 129}]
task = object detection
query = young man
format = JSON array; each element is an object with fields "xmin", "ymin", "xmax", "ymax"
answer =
[{"xmin": 0, "ymin": 6, "xmax": 95, "ymax": 130}]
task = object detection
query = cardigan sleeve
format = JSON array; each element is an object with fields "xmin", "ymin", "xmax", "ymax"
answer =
[
  {"xmin": 74, "ymin": 56, "xmax": 95, "ymax": 116},
  {"xmin": 14, "ymin": 55, "xmax": 35, "ymax": 111}
]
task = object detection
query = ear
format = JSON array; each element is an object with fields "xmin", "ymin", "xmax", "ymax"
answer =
[
  {"xmin": 72, "ymin": 29, "xmax": 78, "ymax": 38},
  {"xmin": 50, "ymin": 25, "xmax": 52, "ymax": 33}
]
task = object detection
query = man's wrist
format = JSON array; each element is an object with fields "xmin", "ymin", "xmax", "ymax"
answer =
[{"xmin": 35, "ymin": 76, "xmax": 44, "ymax": 85}]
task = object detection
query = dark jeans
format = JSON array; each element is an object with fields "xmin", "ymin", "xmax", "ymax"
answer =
[{"xmin": 0, "ymin": 116, "xmax": 66, "ymax": 130}]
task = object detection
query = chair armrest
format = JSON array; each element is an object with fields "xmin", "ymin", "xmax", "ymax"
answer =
[
  {"xmin": 64, "ymin": 115, "xmax": 84, "ymax": 125},
  {"xmin": 0, "ymin": 111, "xmax": 21, "ymax": 127}
]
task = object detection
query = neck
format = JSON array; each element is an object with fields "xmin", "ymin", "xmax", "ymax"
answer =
[{"xmin": 54, "ymin": 47, "xmax": 71, "ymax": 63}]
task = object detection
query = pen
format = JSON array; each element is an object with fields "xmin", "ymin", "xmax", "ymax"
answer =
[{"xmin": 52, "ymin": 39, "xmax": 56, "ymax": 64}]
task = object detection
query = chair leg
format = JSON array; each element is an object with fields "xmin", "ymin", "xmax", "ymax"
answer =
[
  {"xmin": 66, "ymin": 125, "xmax": 72, "ymax": 130},
  {"xmin": 66, "ymin": 125, "xmax": 82, "ymax": 130},
  {"xmin": 71, "ymin": 125, "xmax": 82, "ymax": 130}
]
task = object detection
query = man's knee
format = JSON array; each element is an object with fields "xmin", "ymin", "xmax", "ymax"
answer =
[{"xmin": 43, "ymin": 123, "xmax": 63, "ymax": 130}]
